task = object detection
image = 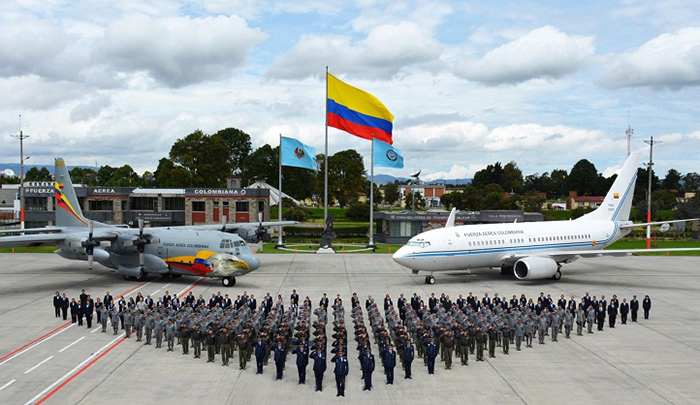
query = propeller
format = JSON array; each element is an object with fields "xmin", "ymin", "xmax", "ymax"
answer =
[
  {"xmin": 131, "ymin": 219, "xmax": 160, "ymax": 267},
  {"xmin": 68, "ymin": 221, "xmax": 111, "ymax": 270}
]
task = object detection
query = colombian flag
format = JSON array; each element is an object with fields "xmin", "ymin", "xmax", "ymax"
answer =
[{"xmin": 327, "ymin": 73, "xmax": 394, "ymax": 144}]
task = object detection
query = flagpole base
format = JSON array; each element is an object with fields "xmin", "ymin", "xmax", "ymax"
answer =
[
  {"xmin": 275, "ymin": 244, "xmax": 286, "ymax": 249},
  {"xmin": 365, "ymin": 244, "xmax": 377, "ymax": 251}
]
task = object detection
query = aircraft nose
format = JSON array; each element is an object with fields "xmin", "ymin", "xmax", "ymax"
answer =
[
  {"xmin": 242, "ymin": 255, "xmax": 260, "ymax": 271},
  {"xmin": 392, "ymin": 246, "xmax": 411, "ymax": 267}
]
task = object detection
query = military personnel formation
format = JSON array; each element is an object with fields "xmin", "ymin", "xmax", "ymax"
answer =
[{"xmin": 52, "ymin": 288, "xmax": 654, "ymax": 396}]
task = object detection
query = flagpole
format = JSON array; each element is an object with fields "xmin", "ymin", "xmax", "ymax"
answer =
[
  {"xmin": 276, "ymin": 134, "xmax": 284, "ymax": 248},
  {"xmin": 324, "ymin": 66, "xmax": 329, "ymax": 226},
  {"xmin": 368, "ymin": 135, "xmax": 376, "ymax": 249}
]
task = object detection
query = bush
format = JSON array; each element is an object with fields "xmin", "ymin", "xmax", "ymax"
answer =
[
  {"xmin": 284, "ymin": 206, "xmax": 313, "ymax": 222},
  {"xmin": 346, "ymin": 202, "xmax": 371, "ymax": 221}
]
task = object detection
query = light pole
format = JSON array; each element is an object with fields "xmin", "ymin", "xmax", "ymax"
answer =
[
  {"xmin": 644, "ymin": 137, "xmax": 660, "ymax": 249},
  {"xmin": 10, "ymin": 116, "xmax": 29, "ymax": 232}
]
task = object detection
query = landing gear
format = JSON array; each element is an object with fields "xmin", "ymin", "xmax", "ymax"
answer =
[
  {"xmin": 551, "ymin": 269, "xmax": 562, "ymax": 281},
  {"xmin": 170, "ymin": 274, "xmax": 182, "ymax": 279},
  {"xmin": 222, "ymin": 276, "xmax": 236, "ymax": 287},
  {"xmin": 425, "ymin": 275, "xmax": 436, "ymax": 285},
  {"xmin": 500, "ymin": 265, "xmax": 514, "ymax": 276},
  {"xmin": 123, "ymin": 275, "xmax": 133, "ymax": 281},
  {"xmin": 137, "ymin": 269, "xmax": 148, "ymax": 282}
]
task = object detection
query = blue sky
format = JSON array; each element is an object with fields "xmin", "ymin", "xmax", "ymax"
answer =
[{"xmin": 0, "ymin": 0, "xmax": 699, "ymax": 182}]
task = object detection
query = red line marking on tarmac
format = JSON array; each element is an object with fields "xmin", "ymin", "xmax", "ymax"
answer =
[
  {"xmin": 178, "ymin": 277, "xmax": 206, "ymax": 297},
  {"xmin": 34, "ymin": 337, "xmax": 126, "ymax": 405},
  {"xmin": 0, "ymin": 322, "xmax": 71, "ymax": 364},
  {"xmin": 0, "ymin": 280, "xmax": 149, "ymax": 366}
]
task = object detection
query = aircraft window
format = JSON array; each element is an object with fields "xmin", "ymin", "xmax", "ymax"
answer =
[
  {"xmin": 407, "ymin": 241, "xmax": 419, "ymax": 247},
  {"xmin": 419, "ymin": 242, "xmax": 431, "ymax": 248}
]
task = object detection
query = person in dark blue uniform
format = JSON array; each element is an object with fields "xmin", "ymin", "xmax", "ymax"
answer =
[
  {"xmin": 254, "ymin": 336, "xmax": 266, "ymax": 374},
  {"xmin": 292, "ymin": 343, "xmax": 309, "ymax": 384},
  {"xmin": 425, "ymin": 337, "xmax": 438, "ymax": 374},
  {"xmin": 642, "ymin": 295, "xmax": 652, "ymax": 319},
  {"xmin": 402, "ymin": 339, "xmax": 414, "ymax": 379},
  {"xmin": 383, "ymin": 344, "xmax": 396, "ymax": 385},
  {"xmin": 273, "ymin": 340, "xmax": 286, "ymax": 380},
  {"xmin": 332, "ymin": 350, "xmax": 349, "ymax": 397},
  {"xmin": 361, "ymin": 348, "xmax": 375, "ymax": 391},
  {"xmin": 310, "ymin": 347, "xmax": 326, "ymax": 392}
]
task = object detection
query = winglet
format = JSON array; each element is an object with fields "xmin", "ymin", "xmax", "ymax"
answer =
[{"xmin": 445, "ymin": 208, "xmax": 457, "ymax": 228}]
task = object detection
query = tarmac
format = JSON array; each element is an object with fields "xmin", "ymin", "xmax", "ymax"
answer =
[{"xmin": 1, "ymin": 252, "xmax": 700, "ymax": 405}]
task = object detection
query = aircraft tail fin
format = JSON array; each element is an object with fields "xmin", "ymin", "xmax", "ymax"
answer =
[
  {"xmin": 578, "ymin": 152, "xmax": 640, "ymax": 222},
  {"xmin": 445, "ymin": 208, "xmax": 457, "ymax": 228},
  {"xmin": 54, "ymin": 158, "xmax": 89, "ymax": 228}
]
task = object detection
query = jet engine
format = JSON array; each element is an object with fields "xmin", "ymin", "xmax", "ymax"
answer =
[{"xmin": 513, "ymin": 256, "xmax": 559, "ymax": 280}]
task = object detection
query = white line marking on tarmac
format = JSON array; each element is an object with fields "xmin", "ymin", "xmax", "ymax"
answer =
[
  {"xmin": 91, "ymin": 327, "xmax": 101, "ymax": 334},
  {"xmin": 0, "ymin": 379, "xmax": 16, "ymax": 391},
  {"xmin": 0, "ymin": 324, "xmax": 75, "ymax": 367},
  {"xmin": 59, "ymin": 336, "xmax": 85, "ymax": 353},
  {"xmin": 24, "ymin": 356, "xmax": 54, "ymax": 374},
  {"xmin": 24, "ymin": 333, "xmax": 125, "ymax": 405},
  {"xmin": 151, "ymin": 289, "xmax": 161, "ymax": 296},
  {"xmin": 177, "ymin": 279, "xmax": 202, "ymax": 296},
  {"xmin": 162, "ymin": 284, "xmax": 170, "ymax": 289}
]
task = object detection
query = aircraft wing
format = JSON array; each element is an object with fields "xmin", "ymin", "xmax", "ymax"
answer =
[
  {"xmin": 0, "ymin": 227, "xmax": 64, "ymax": 235},
  {"xmin": 502, "ymin": 248, "xmax": 700, "ymax": 263},
  {"xmin": 172, "ymin": 221, "xmax": 298, "ymax": 232},
  {"xmin": 0, "ymin": 233, "xmax": 69, "ymax": 248},
  {"xmin": 619, "ymin": 218, "xmax": 700, "ymax": 229}
]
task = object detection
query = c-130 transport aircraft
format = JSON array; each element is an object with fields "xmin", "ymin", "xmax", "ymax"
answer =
[
  {"xmin": 0, "ymin": 158, "xmax": 296, "ymax": 287},
  {"xmin": 393, "ymin": 152, "xmax": 700, "ymax": 284}
]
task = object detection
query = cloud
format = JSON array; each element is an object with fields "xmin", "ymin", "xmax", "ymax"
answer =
[
  {"xmin": 422, "ymin": 164, "xmax": 486, "ymax": 181},
  {"xmin": 267, "ymin": 21, "xmax": 442, "ymax": 80},
  {"xmin": 483, "ymin": 123, "xmax": 607, "ymax": 153},
  {"xmin": 70, "ymin": 94, "xmax": 112, "ymax": 122},
  {"xmin": 455, "ymin": 25, "xmax": 595, "ymax": 85},
  {"xmin": 598, "ymin": 27, "xmax": 700, "ymax": 90},
  {"xmin": 99, "ymin": 14, "xmax": 267, "ymax": 87}
]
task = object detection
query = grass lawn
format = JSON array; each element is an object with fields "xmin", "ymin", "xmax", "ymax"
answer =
[
  {"xmin": 259, "ymin": 243, "xmax": 403, "ymax": 254},
  {"xmin": 0, "ymin": 246, "xmax": 58, "ymax": 253},
  {"xmin": 606, "ymin": 239, "xmax": 700, "ymax": 255}
]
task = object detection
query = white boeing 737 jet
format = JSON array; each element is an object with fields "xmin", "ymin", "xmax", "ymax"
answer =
[{"xmin": 393, "ymin": 152, "xmax": 700, "ymax": 284}]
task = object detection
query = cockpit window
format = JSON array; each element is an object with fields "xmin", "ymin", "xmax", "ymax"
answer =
[
  {"xmin": 234, "ymin": 241, "xmax": 245, "ymax": 247},
  {"xmin": 407, "ymin": 241, "xmax": 420, "ymax": 247},
  {"xmin": 407, "ymin": 241, "xmax": 430, "ymax": 248},
  {"xmin": 220, "ymin": 239, "xmax": 234, "ymax": 249}
]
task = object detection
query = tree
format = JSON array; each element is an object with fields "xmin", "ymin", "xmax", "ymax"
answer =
[
  {"xmin": 661, "ymin": 168, "xmax": 682, "ymax": 192},
  {"xmin": 97, "ymin": 165, "xmax": 116, "ymax": 185},
  {"xmin": 364, "ymin": 181, "xmax": 383, "ymax": 205},
  {"xmin": 471, "ymin": 162, "xmax": 503, "ymax": 189},
  {"xmin": 674, "ymin": 194, "xmax": 700, "ymax": 219},
  {"xmin": 652, "ymin": 189, "xmax": 678, "ymax": 210},
  {"xmin": 633, "ymin": 167, "xmax": 660, "ymax": 204},
  {"xmin": 550, "ymin": 169, "xmax": 568, "ymax": 198},
  {"xmin": 241, "ymin": 144, "xmax": 279, "ymax": 188},
  {"xmin": 170, "ymin": 130, "xmax": 233, "ymax": 187},
  {"xmin": 215, "ymin": 127, "xmax": 252, "ymax": 174},
  {"xmin": 107, "ymin": 165, "xmax": 140, "ymax": 187},
  {"xmin": 682, "ymin": 172, "xmax": 700, "ymax": 193},
  {"xmin": 69, "ymin": 167, "xmax": 98, "ymax": 186},
  {"xmin": 322, "ymin": 149, "xmax": 365, "ymax": 208},
  {"xmin": 522, "ymin": 191, "xmax": 546, "ymax": 212},
  {"xmin": 567, "ymin": 159, "xmax": 599, "ymax": 196},
  {"xmin": 405, "ymin": 191, "xmax": 425, "ymax": 210},
  {"xmin": 440, "ymin": 191, "xmax": 462, "ymax": 210},
  {"xmin": 282, "ymin": 166, "xmax": 316, "ymax": 201},
  {"xmin": 154, "ymin": 158, "xmax": 193, "ymax": 187},
  {"xmin": 460, "ymin": 184, "xmax": 484, "ymax": 210},
  {"xmin": 383, "ymin": 182, "xmax": 399, "ymax": 205},
  {"xmin": 346, "ymin": 202, "xmax": 371, "ymax": 221},
  {"xmin": 25, "ymin": 167, "xmax": 53, "ymax": 182},
  {"xmin": 501, "ymin": 162, "xmax": 523, "ymax": 193}
]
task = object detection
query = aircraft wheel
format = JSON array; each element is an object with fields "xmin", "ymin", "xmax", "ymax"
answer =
[
  {"xmin": 171, "ymin": 274, "xmax": 182, "ymax": 279},
  {"xmin": 137, "ymin": 269, "xmax": 148, "ymax": 282},
  {"xmin": 425, "ymin": 276, "xmax": 436, "ymax": 285},
  {"xmin": 123, "ymin": 275, "xmax": 133, "ymax": 281},
  {"xmin": 551, "ymin": 270, "xmax": 562, "ymax": 281},
  {"xmin": 222, "ymin": 276, "xmax": 236, "ymax": 287}
]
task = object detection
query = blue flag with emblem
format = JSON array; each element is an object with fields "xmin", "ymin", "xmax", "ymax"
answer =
[
  {"xmin": 373, "ymin": 138, "xmax": 404, "ymax": 168},
  {"xmin": 280, "ymin": 136, "xmax": 317, "ymax": 170}
]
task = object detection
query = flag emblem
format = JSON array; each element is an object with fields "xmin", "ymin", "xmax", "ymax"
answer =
[
  {"xmin": 295, "ymin": 147, "xmax": 305, "ymax": 159},
  {"xmin": 613, "ymin": 193, "xmax": 619, "ymax": 199},
  {"xmin": 386, "ymin": 149, "xmax": 398, "ymax": 162}
]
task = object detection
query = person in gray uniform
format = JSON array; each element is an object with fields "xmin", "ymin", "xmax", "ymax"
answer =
[
  {"xmin": 523, "ymin": 318, "xmax": 533, "ymax": 348},
  {"xmin": 550, "ymin": 311, "xmax": 560, "ymax": 342},
  {"xmin": 576, "ymin": 305, "xmax": 585, "ymax": 336},
  {"xmin": 537, "ymin": 314, "xmax": 547, "ymax": 344},
  {"xmin": 501, "ymin": 325, "xmax": 510, "ymax": 355},
  {"xmin": 586, "ymin": 306, "xmax": 595, "ymax": 334},
  {"xmin": 110, "ymin": 308, "xmax": 120, "ymax": 335},
  {"xmin": 165, "ymin": 319, "xmax": 176, "ymax": 351},
  {"xmin": 514, "ymin": 319, "xmax": 524, "ymax": 351},
  {"xmin": 564, "ymin": 310, "xmax": 574, "ymax": 338},
  {"xmin": 123, "ymin": 309, "xmax": 133, "ymax": 338},
  {"xmin": 99, "ymin": 305, "xmax": 109, "ymax": 333},
  {"xmin": 154, "ymin": 316, "xmax": 164, "ymax": 348},
  {"xmin": 144, "ymin": 313, "xmax": 154, "ymax": 345},
  {"xmin": 134, "ymin": 310, "xmax": 144, "ymax": 342}
]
